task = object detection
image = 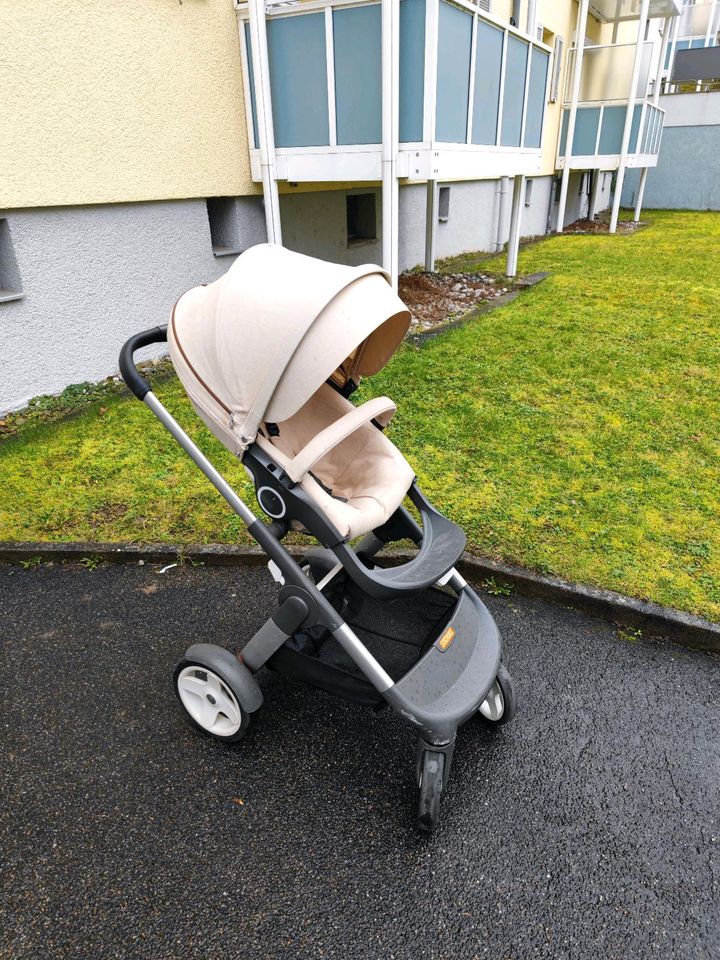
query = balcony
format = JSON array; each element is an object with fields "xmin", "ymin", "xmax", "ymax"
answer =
[
  {"xmin": 557, "ymin": 99, "xmax": 665, "ymax": 168},
  {"xmin": 235, "ymin": 0, "xmax": 551, "ymax": 183},
  {"xmin": 557, "ymin": 42, "xmax": 665, "ymax": 170}
]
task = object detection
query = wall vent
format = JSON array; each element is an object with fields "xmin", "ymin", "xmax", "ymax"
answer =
[
  {"xmin": 438, "ymin": 186, "xmax": 451, "ymax": 222},
  {"xmin": 549, "ymin": 35, "xmax": 564, "ymax": 103},
  {"xmin": 475, "ymin": 0, "xmax": 491, "ymax": 12}
]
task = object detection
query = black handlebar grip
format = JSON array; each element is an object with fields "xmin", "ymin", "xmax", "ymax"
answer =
[{"xmin": 119, "ymin": 325, "xmax": 169, "ymax": 400}]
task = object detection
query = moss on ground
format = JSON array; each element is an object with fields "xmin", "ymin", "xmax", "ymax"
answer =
[{"xmin": 2, "ymin": 210, "xmax": 719, "ymax": 620}]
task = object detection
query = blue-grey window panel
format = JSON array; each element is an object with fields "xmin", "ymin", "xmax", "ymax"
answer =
[
  {"xmin": 523, "ymin": 47, "xmax": 549, "ymax": 148},
  {"xmin": 572, "ymin": 107, "xmax": 600, "ymax": 155},
  {"xmin": 598, "ymin": 104, "xmax": 625, "ymax": 155},
  {"xmin": 471, "ymin": 20, "xmax": 503, "ymax": 145},
  {"xmin": 436, "ymin": 1, "xmax": 472, "ymax": 143},
  {"xmin": 641, "ymin": 107, "xmax": 654, "ymax": 154},
  {"xmin": 653, "ymin": 111, "xmax": 664, "ymax": 154},
  {"xmin": 244, "ymin": 23, "xmax": 259, "ymax": 148},
  {"xmin": 559, "ymin": 109, "xmax": 569, "ymax": 155},
  {"xmin": 400, "ymin": 0, "xmax": 426, "ymax": 142},
  {"xmin": 267, "ymin": 14, "xmax": 329, "ymax": 147},
  {"xmin": 629, "ymin": 102, "xmax": 642, "ymax": 153},
  {"xmin": 334, "ymin": 5, "xmax": 382, "ymax": 145},
  {"xmin": 500, "ymin": 35, "xmax": 529, "ymax": 147}
]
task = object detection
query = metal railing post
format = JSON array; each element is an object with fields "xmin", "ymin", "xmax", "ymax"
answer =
[
  {"xmin": 248, "ymin": 0, "xmax": 283, "ymax": 245},
  {"xmin": 556, "ymin": 0, "xmax": 589, "ymax": 233},
  {"xmin": 609, "ymin": 0, "xmax": 650, "ymax": 234}
]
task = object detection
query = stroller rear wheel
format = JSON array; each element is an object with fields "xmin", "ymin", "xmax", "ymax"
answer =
[
  {"xmin": 476, "ymin": 663, "xmax": 516, "ymax": 726},
  {"xmin": 174, "ymin": 656, "xmax": 250, "ymax": 743},
  {"xmin": 416, "ymin": 750, "xmax": 445, "ymax": 834}
]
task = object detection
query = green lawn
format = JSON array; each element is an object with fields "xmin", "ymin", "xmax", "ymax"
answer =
[{"xmin": 2, "ymin": 210, "xmax": 719, "ymax": 620}]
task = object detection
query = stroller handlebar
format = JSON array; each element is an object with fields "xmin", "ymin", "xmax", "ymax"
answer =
[{"xmin": 119, "ymin": 325, "xmax": 168, "ymax": 400}]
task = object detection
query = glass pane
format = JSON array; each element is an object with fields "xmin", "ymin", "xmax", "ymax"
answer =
[
  {"xmin": 267, "ymin": 14, "xmax": 329, "ymax": 148},
  {"xmin": 334, "ymin": 5, "xmax": 382, "ymax": 145},
  {"xmin": 572, "ymin": 107, "xmax": 600, "ymax": 155},
  {"xmin": 471, "ymin": 20, "xmax": 503, "ymax": 145},
  {"xmin": 400, "ymin": 0, "xmax": 426, "ymax": 142},
  {"xmin": 523, "ymin": 47, "xmax": 549, "ymax": 148},
  {"xmin": 598, "ymin": 104, "xmax": 625, "ymax": 154},
  {"xmin": 500, "ymin": 35, "xmax": 529, "ymax": 147},
  {"xmin": 436, "ymin": 1, "xmax": 472, "ymax": 143}
]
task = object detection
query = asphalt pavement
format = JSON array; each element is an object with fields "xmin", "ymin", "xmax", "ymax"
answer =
[{"xmin": 1, "ymin": 562, "xmax": 718, "ymax": 960}]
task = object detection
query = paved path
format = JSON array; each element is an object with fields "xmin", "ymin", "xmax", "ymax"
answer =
[{"xmin": 1, "ymin": 562, "xmax": 718, "ymax": 960}]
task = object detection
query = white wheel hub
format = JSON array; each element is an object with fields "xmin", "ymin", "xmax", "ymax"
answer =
[
  {"xmin": 176, "ymin": 666, "xmax": 243, "ymax": 736},
  {"xmin": 479, "ymin": 680, "xmax": 505, "ymax": 722}
]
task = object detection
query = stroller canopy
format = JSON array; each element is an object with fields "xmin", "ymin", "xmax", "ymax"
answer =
[{"xmin": 169, "ymin": 244, "xmax": 411, "ymax": 454}]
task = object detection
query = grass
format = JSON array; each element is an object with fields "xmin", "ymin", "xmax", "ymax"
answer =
[{"xmin": 2, "ymin": 210, "xmax": 719, "ymax": 621}]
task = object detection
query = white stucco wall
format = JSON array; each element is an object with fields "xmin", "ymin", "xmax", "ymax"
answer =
[{"xmin": 0, "ymin": 199, "xmax": 265, "ymax": 412}]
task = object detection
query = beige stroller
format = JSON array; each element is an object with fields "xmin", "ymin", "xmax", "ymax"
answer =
[{"xmin": 120, "ymin": 244, "xmax": 515, "ymax": 833}]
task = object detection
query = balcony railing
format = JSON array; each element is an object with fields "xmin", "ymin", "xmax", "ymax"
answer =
[
  {"xmin": 236, "ymin": 0, "xmax": 551, "ymax": 182},
  {"xmin": 557, "ymin": 99, "xmax": 665, "ymax": 168},
  {"xmin": 565, "ymin": 42, "xmax": 654, "ymax": 103}
]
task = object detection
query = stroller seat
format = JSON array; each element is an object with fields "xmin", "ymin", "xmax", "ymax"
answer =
[{"xmin": 256, "ymin": 382, "xmax": 415, "ymax": 540}]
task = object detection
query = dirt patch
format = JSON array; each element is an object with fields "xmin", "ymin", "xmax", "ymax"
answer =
[
  {"xmin": 564, "ymin": 216, "xmax": 644, "ymax": 235},
  {"xmin": 399, "ymin": 272, "xmax": 511, "ymax": 332}
]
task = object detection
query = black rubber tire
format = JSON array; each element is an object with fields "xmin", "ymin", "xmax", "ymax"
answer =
[
  {"xmin": 477, "ymin": 662, "xmax": 516, "ymax": 727},
  {"xmin": 173, "ymin": 658, "xmax": 250, "ymax": 744},
  {"xmin": 416, "ymin": 751, "xmax": 445, "ymax": 834}
]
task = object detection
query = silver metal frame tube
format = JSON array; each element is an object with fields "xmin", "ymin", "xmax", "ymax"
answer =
[
  {"xmin": 332, "ymin": 623, "xmax": 395, "ymax": 692},
  {"xmin": 144, "ymin": 392, "xmax": 256, "ymax": 526}
]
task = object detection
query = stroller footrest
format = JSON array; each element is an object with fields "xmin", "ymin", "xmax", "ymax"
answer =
[
  {"xmin": 338, "ymin": 495, "xmax": 467, "ymax": 599},
  {"xmin": 391, "ymin": 590, "xmax": 501, "ymax": 739}
]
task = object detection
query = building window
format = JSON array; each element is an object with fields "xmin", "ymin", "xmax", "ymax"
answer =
[
  {"xmin": 438, "ymin": 186, "xmax": 451, "ymax": 222},
  {"xmin": 346, "ymin": 193, "xmax": 377, "ymax": 245},
  {"xmin": 525, "ymin": 179, "xmax": 534, "ymax": 207},
  {"xmin": 0, "ymin": 219, "xmax": 23, "ymax": 303},
  {"xmin": 206, "ymin": 197, "xmax": 246, "ymax": 257}
]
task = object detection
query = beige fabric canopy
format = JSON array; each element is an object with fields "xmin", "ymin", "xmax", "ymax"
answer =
[{"xmin": 168, "ymin": 244, "xmax": 411, "ymax": 457}]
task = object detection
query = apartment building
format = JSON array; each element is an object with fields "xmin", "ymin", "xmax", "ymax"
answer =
[
  {"xmin": 0, "ymin": 0, "xmax": 681, "ymax": 412},
  {"xmin": 622, "ymin": 0, "xmax": 720, "ymax": 210}
]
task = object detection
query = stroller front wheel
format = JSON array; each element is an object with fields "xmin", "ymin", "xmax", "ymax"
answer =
[{"xmin": 174, "ymin": 658, "xmax": 250, "ymax": 743}]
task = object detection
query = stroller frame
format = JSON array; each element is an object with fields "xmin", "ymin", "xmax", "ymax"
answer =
[{"xmin": 121, "ymin": 326, "xmax": 513, "ymax": 833}]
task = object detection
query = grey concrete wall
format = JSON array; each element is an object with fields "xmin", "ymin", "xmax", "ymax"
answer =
[
  {"xmin": 283, "ymin": 177, "xmax": 560, "ymax": 274},
  {"xmin": 0, "ymin": 199, "xmax": 263, "ymax": 412},
  {"xmin": 280, "ymin": 188, "xmax": 384, "ymax": 267},
  {"xmin": 622, "ymin": 125, "xmax": 720, "ymax": 210}
]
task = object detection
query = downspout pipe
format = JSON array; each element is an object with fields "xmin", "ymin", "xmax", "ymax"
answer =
[
  {"xmin": 495, "ymin": 177, "xmax": 509, "ymax": 253},
  {"xmin": 526, "ymin": 0, "xmax": 537, "ymax": 38},
  {"xmin": 511, "ymin": 0, "xmax": 521, "ymax": 28}
]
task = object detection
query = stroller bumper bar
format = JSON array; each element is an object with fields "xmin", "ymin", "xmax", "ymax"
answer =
[{"xmin": 119, "ymin": 325, "xmax": 168, "ymax": 400}]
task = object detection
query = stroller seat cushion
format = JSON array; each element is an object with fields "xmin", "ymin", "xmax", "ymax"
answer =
[{"xmin": 256, "ymin": 383, "xmax": 415, "ymax": 540}]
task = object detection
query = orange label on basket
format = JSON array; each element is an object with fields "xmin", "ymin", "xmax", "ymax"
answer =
[{"xmin": 437, "ymin": 626, "xmax": 456, "ymax": 651}]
